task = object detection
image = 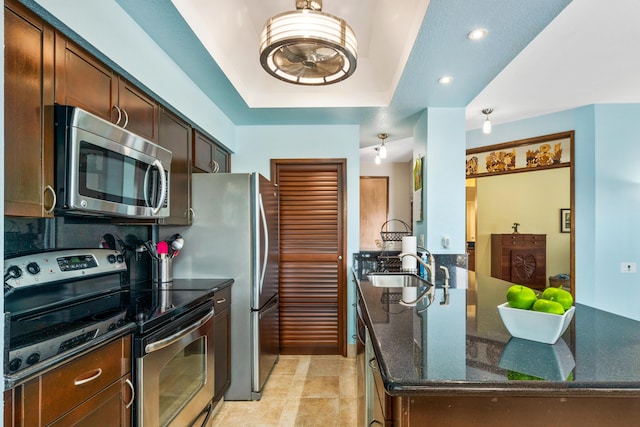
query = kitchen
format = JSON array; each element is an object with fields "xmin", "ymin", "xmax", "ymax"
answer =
[{"xmin": 4, "ymin": 0, "xmax": 640, "ymax": 426}]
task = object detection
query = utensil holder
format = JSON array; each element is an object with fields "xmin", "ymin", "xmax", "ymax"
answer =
[{"xmin": 153, "ymin": 255, "xmax": 173, "ymax": 286}]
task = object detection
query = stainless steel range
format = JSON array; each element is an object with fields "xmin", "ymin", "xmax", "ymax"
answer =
[
  {"xmin": 4, "ymin": 249, "xmax": 131, "ymax": 386},
  {"xmin": 4, "ymin": 248, "xmax": 232, "ymax": 426}
]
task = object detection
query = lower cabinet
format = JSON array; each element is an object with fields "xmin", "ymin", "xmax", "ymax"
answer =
[
  {"xmin": 5, "ymin": 335, "xmax": 133, "ymax": 427},
  {"xmin": 365, "ymin": 328, "xmax": 393, "ymax": 426},
  {"xmin": 213, "ymin": 286, "xmax": 232, "ymax": 405}
]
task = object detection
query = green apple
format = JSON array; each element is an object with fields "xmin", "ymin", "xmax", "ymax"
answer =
[
  {"xmin": 506, "ymin": 285, "xmax": 537, "ymax": 309},
  {"xmin": 541, "ymin": 287, "xmax": 573, "ymax": 310},
  {"xmin": 532, "ymin": 299, "xmax": 565, "ymax": 315}
]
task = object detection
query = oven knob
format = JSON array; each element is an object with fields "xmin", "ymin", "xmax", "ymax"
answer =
[
  {"xmin": 107, "ymin": 254, "xmax": 117, "ymax": 264},
  {"xmin": 116, "ymin": 255, "xmax": 124, "ymax": 263},
  {"xmin": 5, "ymin": 265, "xmax": 22, "ymax": 280},
  {"xmin": 26, "ymin": 353, "xmax": 40, "ymax": 365},
  {"xmin": 108, "ymin": 322, "xmax": 116, "ymax": 331},
  {"xmin": 117, "ymin": 318, "xmax": 126, "ymax": 327},
  {"xmin": 8, "ymin": 358, "xmax": 22, "ymax": 372},
  {"xmin": 26, "ymin": 262, "xmax": 40, "ymax": 275}
]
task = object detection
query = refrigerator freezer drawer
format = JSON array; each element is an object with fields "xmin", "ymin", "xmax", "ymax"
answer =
[{"xmin": 251, "ymin": 295, "xmax": 280, "ymax": 400}]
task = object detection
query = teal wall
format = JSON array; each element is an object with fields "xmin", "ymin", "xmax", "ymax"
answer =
[{"xmin": 413, "ymin": 108, "xmax": 466, "ymax": 254}]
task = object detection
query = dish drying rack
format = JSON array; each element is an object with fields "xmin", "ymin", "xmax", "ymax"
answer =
[{"xmin": 376, "ymin": 219, "xmax": 412, "ymax": 273}]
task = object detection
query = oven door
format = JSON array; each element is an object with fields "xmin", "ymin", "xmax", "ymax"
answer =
[{"xmin": 137, "ymin": 304, "xmax": 215, "ymax": 427}]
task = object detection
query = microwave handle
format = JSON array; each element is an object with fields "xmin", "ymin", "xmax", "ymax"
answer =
[
  {"xmin": 144, "ymin": 160, "xmax": 168, "ymax": 214},
  {"xmin": 152, "ymin": 159, "xmax": 167, "ymax": 215}
]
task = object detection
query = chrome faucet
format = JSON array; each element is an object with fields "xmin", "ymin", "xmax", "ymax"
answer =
[{"xmin": 398, "ymin": 251, "xmax": 436, "ymax": 285}]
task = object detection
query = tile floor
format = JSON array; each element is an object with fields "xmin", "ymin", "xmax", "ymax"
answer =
[{"xmin": 211, "ymin": 355, "xmax": 358, "ymax": 426}]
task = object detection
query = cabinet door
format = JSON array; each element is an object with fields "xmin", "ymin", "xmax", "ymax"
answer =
[
  {"xmin": 213, "ymin": 144, "xmax": 230, "ymax": 173},
  {"xmin": 49, "ymin": 374, "xmax": 133, "ymax": 427},
  {"xmin": 117, "ymin": 77, "xmax": 159, "ymax": 142},
  {"xmin": 193, "ymin": 130, "xmax": 215, "ymax": 172},
  {"xmin": 213, "ymin": 288, "xmax": 232, "ymax": 403},
  {"xmin": 158, "ymin": 108, "xmax": 192, "ymax": 225},
  {"xmin": 193, "ymin": 130, "xmax": 230, "ymax": 173},
  {"xmin": 54, "ymin": 33, "xmax": 117, "ymax": 122},
  {"xmin": 5, "ymin": 0, "xmax": 55, "ymax": 217}
]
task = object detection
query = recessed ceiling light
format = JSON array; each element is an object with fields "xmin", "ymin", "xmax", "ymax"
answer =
[
  {"xmin": 438, "ymin": 76, "xmax": 453, "ymax": 84},
  {"xmin": 468, "ymin": 28, "xmax": 488, "ymax": 40}
]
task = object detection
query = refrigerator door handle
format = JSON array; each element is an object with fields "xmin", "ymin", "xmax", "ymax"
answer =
[{"xmin": 258, "ymin": 193, "xmax": 268, "ymax": 295}]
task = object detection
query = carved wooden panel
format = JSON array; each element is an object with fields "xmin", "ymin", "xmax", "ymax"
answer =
[{"xmin": 491, "ymin": 234, "xmax": 546, "ymax": 290}]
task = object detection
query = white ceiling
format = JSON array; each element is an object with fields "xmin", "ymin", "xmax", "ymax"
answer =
[
  {"xmin": 171, "ymin": 0, "xmax": 430, "ymax": 110},
  {"xmin": 114, "ymin": 0, "xmax": 640, "ymax": 164},
  {"xmin": 467, "ymin": 0, "xmax": 640, "ymax": 131}
]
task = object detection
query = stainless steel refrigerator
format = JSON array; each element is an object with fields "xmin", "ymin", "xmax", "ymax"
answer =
[{"xmin": 168, "ymin": 173, "xmax": 279, "ymax": 401}]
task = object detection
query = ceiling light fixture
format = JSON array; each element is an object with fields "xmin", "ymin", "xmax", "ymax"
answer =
[
  {"xmin": 468, "ymin": 28, "xmax": 488, "ymax": 40},
  {"xmin": 374, "ymin": 147, "xmax": 382, "ymax": 165},
  {"xmin": 259, "ymin": 0, "xmax": 358, "ymax": 85},
  {"xmin": 438, "ymin": 76, "xmax": 453, "ymax": 84},
  {"xmin": 482, "ymin": 108, "xmax": 493, "ymax": 134},
  {"xmin": 377, "ymin": 133, "xmax": 388, "ymax": 159}
]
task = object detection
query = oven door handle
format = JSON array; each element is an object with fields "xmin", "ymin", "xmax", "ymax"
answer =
[{"xmin": 145, "ymin": 308, "xmax": 214, "ymax": 354}]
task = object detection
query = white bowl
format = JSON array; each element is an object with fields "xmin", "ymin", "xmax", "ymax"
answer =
[{"xmin": 497, "ymin": 302, "xmax": 575, "ymax": 344}]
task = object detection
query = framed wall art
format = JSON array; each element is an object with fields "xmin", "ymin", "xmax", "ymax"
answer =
[{"xmin": 560, "ymin": 208, "xmax": 571, "ymax": 233}]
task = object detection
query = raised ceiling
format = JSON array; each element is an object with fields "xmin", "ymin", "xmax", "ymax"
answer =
[{"xmin": 114, "ymin": 0, "xmax": 640, "ymax": 162}]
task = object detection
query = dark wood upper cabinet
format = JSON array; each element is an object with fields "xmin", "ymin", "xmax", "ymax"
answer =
[
  {"xmin": 193, "ymin": 129, "xmax": 230, "ymax": 173},
  {"xmin": 157, "ymin": 108, "xmax": 192, "ymax": 225},
  {"xmin": 4, "ymin": 0, "xmax": 56, "ymax": 217},
  {"xmin": 54, "ymin": 34, "xmax": 158, "ymax": 142}
]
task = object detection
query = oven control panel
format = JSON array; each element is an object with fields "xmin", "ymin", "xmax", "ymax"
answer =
[{"xmin": 4, "ymin": 249, "xmax": 127, "ymax": 291}]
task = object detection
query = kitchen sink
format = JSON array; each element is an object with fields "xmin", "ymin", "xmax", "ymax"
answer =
[{"xmin": 366, "ymin": 272, "xmax": 431, "ymax": 288}]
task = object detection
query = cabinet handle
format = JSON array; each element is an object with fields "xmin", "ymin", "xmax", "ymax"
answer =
[
  {"xmin": 74, "ymin": 368, "xmax": 102, "ymax": 386},
  {"xmin": 213, "ymin": 160, "xmax": 220, "ymax": 173},
  {"xmin": 122, "ymin": 108, "xmax": 129, "ymax": 129},
  {"xmin": 208, "ymin": 160, "xmax": 214, "ymax": 173},
  {"xmin": 216, "ymin": 298, "xmax": 226, "ymax": 304},
  {"xmin": 189, "ymin": 207, "xmax": 197, "ymax": 223},
  {"xmin": 44, "ymin": 185, "xmax": 57, "ymax": 214},
  {"xmin": 125, "ymin": 378, "xmax": 135, "ymax": 409},
  {"xmin": 112, "ymin": 105, "xmax": 122, "ymax": 126},
  {"xmin": 369, "ymin": 421, "xmax": 384, "ymax": 426}
]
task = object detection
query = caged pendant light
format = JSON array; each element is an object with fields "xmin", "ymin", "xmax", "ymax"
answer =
[{"xmin": 259, "ymin": 0, "xmax": 357, "ymax": 85}]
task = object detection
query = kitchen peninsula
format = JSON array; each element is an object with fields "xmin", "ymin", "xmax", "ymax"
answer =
[{"xmin": 355, "ymin": 263, "xmax": 640, "ymax": 426}]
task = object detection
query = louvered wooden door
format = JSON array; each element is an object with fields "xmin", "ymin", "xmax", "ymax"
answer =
[{"xmin": 272, "ymin": 159, "xmax": 347, "ymax": 355}]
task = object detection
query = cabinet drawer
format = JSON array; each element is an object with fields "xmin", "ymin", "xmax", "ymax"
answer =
[
  {"xmin": 498, "ymin": 234, "xmax": 545, "ymax": 245},
  {"xmin": 39, "ymin": 336, "xmax": 131, "ymax": 425},
  {"xmin": 214, "ymin": 286, "xmax": 232, "ymax": 312}
]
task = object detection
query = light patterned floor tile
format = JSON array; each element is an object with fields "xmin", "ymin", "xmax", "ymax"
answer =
[{"xmin": 211, "ymin": 355, "xmax": 357, "ymax": 427}]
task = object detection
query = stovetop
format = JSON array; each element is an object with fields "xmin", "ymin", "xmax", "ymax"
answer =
[{"xmin": 127, "ymin": 278, "xmax": 232, "ymax": 334}]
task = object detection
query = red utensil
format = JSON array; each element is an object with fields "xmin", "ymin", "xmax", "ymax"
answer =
[{"xmin": 157, "ymin": 241, "xmax": 169, "ymax": 255}]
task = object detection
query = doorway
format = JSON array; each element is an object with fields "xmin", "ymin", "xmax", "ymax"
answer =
[
  {"xmin": 271, "ymin": 159, "xmax": 347, "ymax": 355},
  {"xmin": 466, "ymin": 131, "xmax": 575, "ymax": 294},
  {"xmin": 360, "ymin": 176, "xmax": 389, "ymax": 250}
]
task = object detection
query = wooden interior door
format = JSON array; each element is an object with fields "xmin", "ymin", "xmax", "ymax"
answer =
[
  {"xmin": 360, "ymin": 177, "xmax": 389, "ymax": 250},
  {"xmin": 272, "ymin": 159, "xmax": 347, "ymax": 355}
]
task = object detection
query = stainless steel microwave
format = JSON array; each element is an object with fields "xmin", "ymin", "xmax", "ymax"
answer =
[{"xmin": 54, "ymin": 105, "xmax": 172, "ymax": 218}]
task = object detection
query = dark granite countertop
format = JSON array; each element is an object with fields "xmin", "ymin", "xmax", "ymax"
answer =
[{"xmin": 355, "ymin": 263, "xmax": 640, "ymax": 397}]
